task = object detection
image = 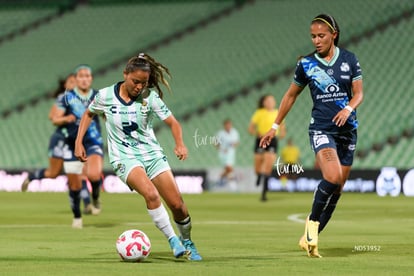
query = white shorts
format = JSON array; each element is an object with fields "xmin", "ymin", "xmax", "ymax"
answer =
[
  {"xmin": 219, "ymin": 151, "xmax": 236, "ymax": 167},
  {"xmin": 63, "ymin": 161, "xmax": 83, "ymax": 174},
  {"xmin": 111, "ymin": 156, "xmax": 171, "ymax": 184}
]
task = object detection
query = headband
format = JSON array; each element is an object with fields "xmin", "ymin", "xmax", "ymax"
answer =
[
  {"xmin": 313, "ymin": 17, "xmax": 336, "ymax": 32},
  {"xmin": 133, "ymin": 61, "xmax": 151, "ymax": 72}
]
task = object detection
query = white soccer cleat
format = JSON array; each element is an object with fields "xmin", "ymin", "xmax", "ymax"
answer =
[{"xmin": 72, "ymin": 218, "xmax": 83, "ymax": 229}]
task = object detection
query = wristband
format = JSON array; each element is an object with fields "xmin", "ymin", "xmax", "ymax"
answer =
[
  {"xmin": 344, "ymin": 105, "xmax": 353, "ymax": 112},
  {"xmin": 271, "ymin": 123, "xmax": 279, "ymax": 130}
]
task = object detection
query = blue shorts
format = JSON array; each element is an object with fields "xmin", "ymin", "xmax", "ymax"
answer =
[
  {"xmin": 309, "ymin": 129, "xmax": 357, "ymax": 166},
  {"xmin": 65, "ymin": 138, "xmax": 104, "ymax": 161},
  {"xmin": 48, "ymin": 132, "xmax": 69, "ymax": 159}
]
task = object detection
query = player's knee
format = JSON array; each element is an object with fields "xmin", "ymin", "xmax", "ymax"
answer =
[
  {"xmin": 168, "ymin": 199, "xmax": 185, "ymax": 214},
  {"xmin": 143, "ymin": 188, "xmax": 160, "ymax": 205},
  {"xmin": 48, "ymin": 169, "xmax": 60, "ymax": 178},
  {"xmin": 87, "ymin": 171, "xmax": 101, "ymax": 182},
  {"xmin": 322, "ymin": 172, "xmax": 342, "ymax": 186}
]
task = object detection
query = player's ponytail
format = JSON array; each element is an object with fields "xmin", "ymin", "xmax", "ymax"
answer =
[{"xmin": 125, "ymin": 53, "xmax": 171, "ymax": 99}]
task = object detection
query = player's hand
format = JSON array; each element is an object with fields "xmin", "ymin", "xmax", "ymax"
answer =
[
  {"xmin": 174, "ymin": 144, "xmax": 188, "ymax": 161},
  {"xmin": 66, "ymin": 114, "xmax": 76, "ymax": 123},
  {"xmin": 75, "ymin": 143, "xmax": 88, "ymax": 162},
  {"xmin": 333, "ymin": 108, "xmax": 351, "ymax": 127},
  {"xmin": 259, "ymin": 129, "xmax": 276, "ymax": 148}
]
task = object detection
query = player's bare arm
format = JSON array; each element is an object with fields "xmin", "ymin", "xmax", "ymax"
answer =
[
  {"xmin": 163, "ymin": 115, "xmax": 188, "ymax": 161},
  {"xmin": 333, "ymin": 79, "xmax": 364, "ymax": 127},
  {"xmin": 260, "ymin": 83, "xmax": 303, "ymax": 148},
  {"xmin": 74, "ymin": 109, "xmax": 96, "ymax": 162}
]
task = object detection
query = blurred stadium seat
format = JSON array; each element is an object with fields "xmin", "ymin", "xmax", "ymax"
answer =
[{"xmin": 1, "ymin": 0, "xmax": 414, "ymax": 170}]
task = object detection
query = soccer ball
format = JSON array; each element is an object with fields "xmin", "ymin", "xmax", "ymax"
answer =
[{"xmin": 116, "ymin": 229, "xmax": 151, "ymax": 262}]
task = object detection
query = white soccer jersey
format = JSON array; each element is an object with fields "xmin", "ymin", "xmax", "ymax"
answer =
[
  {"xmin": 89, "ymin": 82, "xmax": 171, "ymax": 163},
  {"xmin": 216, "ymin": 128, "xmax": 239, "ymax": 155}
]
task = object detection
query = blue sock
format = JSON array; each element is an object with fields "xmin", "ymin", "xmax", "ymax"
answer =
[
  {"xmin": 309, "ymin": 180, "xmax": 338, "ymax": 221},
  {"xmin": 30, "ymin": 168, "xmax": 46, "ymax": 181},
  {"xmin": 91, "ymin": 179, "xmax": 102, "ymax": 201},
  {"xmin": 80, "ymin": 179, "xmax": 91, "ymax": 206},
  {"xmin": 69, "ymin": 189, "xmax": 81, "ymax": 218},
  {"xmin": 318, "ymin": 193, "xmax": 341, "ymax": 233}
]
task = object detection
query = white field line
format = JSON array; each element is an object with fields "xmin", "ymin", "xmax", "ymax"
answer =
[
  {"xmin": 286, "ymin": 213, "xmax": 306, "ymax": 224},
  {"xmin": 0, "ymin": 216, "xmax": 305, "ymax": 228}
]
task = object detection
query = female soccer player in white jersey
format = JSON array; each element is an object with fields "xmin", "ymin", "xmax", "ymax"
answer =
[
  {"xmin": 75, "ymin": 53, "xmax": 202, "ymax": 261},
  {"xmin": 260, "ymin": 14, "xmax": 363, "ymax": 257}
]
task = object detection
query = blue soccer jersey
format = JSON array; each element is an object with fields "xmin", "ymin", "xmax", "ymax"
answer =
[
  {"xmin": 56, "ymin": 88, "xmax": 102, "ymax": 146},
  {"xmin": 294, "ymin": 47, "xmax": 362, "ymax": 134}
]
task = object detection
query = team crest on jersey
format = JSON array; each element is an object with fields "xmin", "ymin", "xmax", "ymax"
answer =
[
  {"xmin": 340, "ymin": 62, "xmax": 350, "ymax": 72},
  {"xmin": 141, "ymin": 99, "xmax": 149, "ymax": 113},
  {"xmin": 327, "ymin": 69, "xmax": 334, "ymax": 75},
  {"xmin": 115, "ymin": 163, "xmax": 126, "ymax": 174}
]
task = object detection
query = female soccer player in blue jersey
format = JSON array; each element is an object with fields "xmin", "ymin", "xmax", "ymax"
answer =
[
  {"xmin": 21, "ymin": 74, "xmax": 76, "ymax": 189},
  {"xmin": 75, "ymin": 53, "xmax": 202, "ymax": 261},
  {"xmin": 21, "ymin": 73, "xmax": 97, "ymax": 216},
  {"xmin": 55, "ymin": 65, "xmax": 104, "ymax": 228},
  {"xmin": 260, "ymin": 14, "xmax": 363, "ymax": 257}
]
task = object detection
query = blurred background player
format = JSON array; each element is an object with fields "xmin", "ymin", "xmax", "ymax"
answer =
[
  {"xmin": 215, "ymin": 118, "xmax": 240, "ymax": 187},
  {"xmin": 280, "ymin": 137, "xmax": 301, "ymax": 188},
  {"xmin": 249, "ymin": 94, "xmax": 285, "ymax": 201},
  {"xmin": 21, "ymin": 74, "xmax": 75, "ymax": 187},
  {"xmin": 21, "ymin": 74, "xmax": 94, "ymax": 214},
  {"xmin": 75, "ymin": 53, "xmax": 202, "ymax": 260},
  {"xmin": 260, "ymin": 14, "xmax": 363, "ymax": 257},
  {"xmin": 55, "ymin": 65, "xmax": 104, "ymax": 228}
]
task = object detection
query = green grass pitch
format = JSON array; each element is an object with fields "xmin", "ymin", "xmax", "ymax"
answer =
[{"xmin": 1, "ymin": 191, "xmax": 413, "ymax": 275}]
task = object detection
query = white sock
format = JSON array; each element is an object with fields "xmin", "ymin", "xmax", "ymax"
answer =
[
  {"xmin": 175, "ymin": 216, "xmax": 192, "ymax": 240},
  {"xmin": 147, "ymin": 203, "xmax": 176, "ymax": 240}
]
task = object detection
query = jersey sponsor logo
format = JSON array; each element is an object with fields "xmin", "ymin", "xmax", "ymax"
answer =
[
  {"xmin": 340, "ymin": 62, "xmax": 350, "ymax": 72},
  {"xmin": 340, "ymin": 75, "xmax": 350, "ymax": 80},
  {"xmin": 313, "ymin": 134, "xmax": 329, "ymax": 148},
  {"xmin": 122, "ymin": 121, "xmax": 138, "ymax": 136},
  {"xmin": 325, "ymin": 83, "xmax": 340, "ymax": 93},
  {"xmin": 111, "ymin": 105, "xmax": 137, "ymax": 114}
]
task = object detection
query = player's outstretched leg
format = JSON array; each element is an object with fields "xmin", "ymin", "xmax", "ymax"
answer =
[
  {"xmin": 21, "ymin": 169, "xmax": 46, "ymax": 192},
  {"xmin": 147, "ymin": 203, "xmax": 186, "ymax": 258}
]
